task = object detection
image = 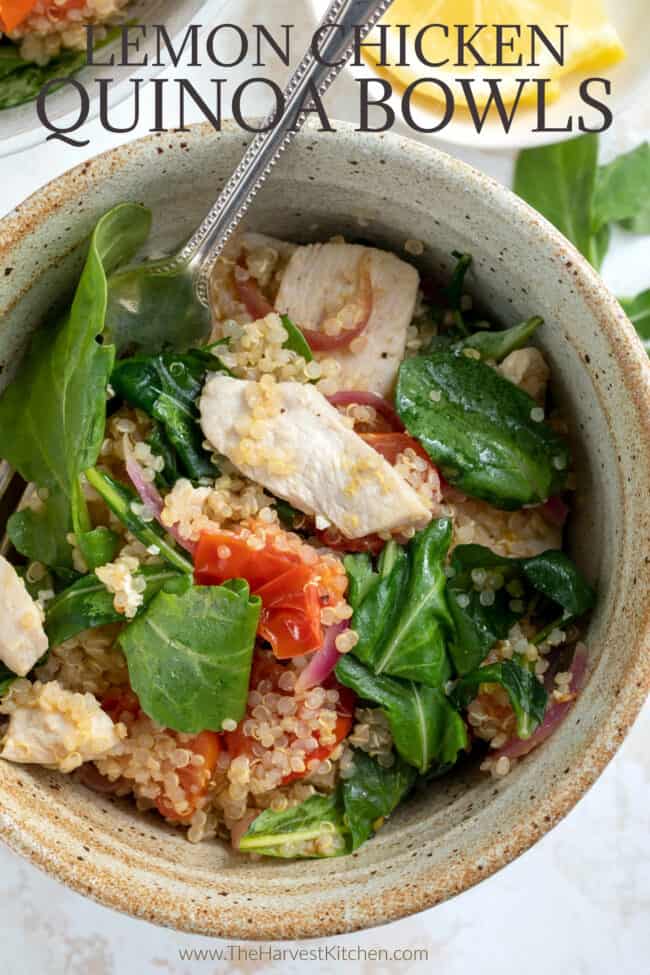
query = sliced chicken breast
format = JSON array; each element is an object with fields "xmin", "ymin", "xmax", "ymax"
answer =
[
  {"xmin": 275, "ymin": 242, "xmax": 420, "ymax": 396},
  {"xmin": 200, "ymin": 376, "xmax": 430, "ymax": 538},
  {"xmin": 0, "ymin": 554, "xmax": 48, "ymax": 678},
  {"xmin": 1, "ymin": 680, "xmax": 123, "ymax": 773}
]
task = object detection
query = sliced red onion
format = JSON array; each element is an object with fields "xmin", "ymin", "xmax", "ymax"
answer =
[
  {"xmin": 295, "ymin": 622, "xmax": 349, "ymax": 693},
  {"xmin": 235, "ymin": 274, "xmax": 274, "ymax": 320},
  {"xmin": 125, "ymin": 455, "xmax": 196, "ymax": 556},
  {"xmin": 540, "ymin": 495, "xmax": 570, "ymax": 527},
  {"xmin": 492, "ymin": 646, "xmax": 588, "ymax": 761},
  {"xmin": 327, "ymin": 391, "xmax": 405, "ymax": 432},
  {"xmin": 302, "ymin": 265, "xmax": 373, "ymax": 351},
  {"xmin": 231, "ymin": 809, "xmax": 259, "ymax": 850}
]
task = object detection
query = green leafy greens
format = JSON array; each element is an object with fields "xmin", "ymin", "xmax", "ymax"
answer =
[
  {"xmin": 396, "ymin": 350, "xmax": 570, "ymax": 509},
  {"xmin": 342, "ymin": 749, "xmax": 417, "ymax": 851},
  {"xmin": 513, "ymin": 135, "xmax": 600, "ymax": 265},
  {"xmin": 45, "ymin": 565, "xmax": 190, "ymax": 648},
  {"xmin": 0, "ymin": 29, "xmax": 122, "ymax": 110},
  {"xmin": 335, "ymin": 654, "xmax": 468, "ymax": 774},
  {"xmin": 450, "ymin": 660, "xmax": 547, "ymax": 740},
  {"xmin": 345, "ymin": 519, "xmax": 453, "ymax": 686},
  {"xmin": 84, "ymin": 467, "xmax": 193, "ymax": 574},
  {"xmin": 0, "ymin": 203, "xmax": 152, "ymax": 573},
  {"xmin": 118, "ymin": 581, "xmax": 261, "ymax": 734},
  {"xmin": 110, "ymin": 346, "xmax": 228, "ymax": 481},
  {"xmin": 446, "ymin": 544, "xmax": 596, "ymax": 674},
  {"xmin": 239, "ymin": 793, "xmax": 349, "ymax": 858},
  {"xmin": 239, "ymin": 750, "xmax": 416, "ymax": 858},
  {"xmin": 514, "ymin": 135, "xmax": 650, "ymax": 353}
]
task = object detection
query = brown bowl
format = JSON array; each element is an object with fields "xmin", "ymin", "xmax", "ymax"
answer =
[{"xmin": 0, "ymin": 122, "xmax": 649, "ymax": 939}]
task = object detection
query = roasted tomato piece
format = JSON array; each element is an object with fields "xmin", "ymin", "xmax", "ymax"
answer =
[{"xmin": 155, "ymin": 731, "xmax": 221, "ymax": 823}]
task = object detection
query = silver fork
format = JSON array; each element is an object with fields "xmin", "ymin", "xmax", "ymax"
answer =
[
  {"xmin": 103, "ymin": 0, "xmax": 395, "ymax": 354},
  {"xmin": 0, "ymin": 0, "xmax": 395, "ymax": 555}
]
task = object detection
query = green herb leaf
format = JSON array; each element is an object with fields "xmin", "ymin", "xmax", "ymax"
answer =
[
  {"xmin": 0, "ymin": 204, "xmax": 152, "ymax": 571},
  {"xmin": 447, "ymin": 545, "xmax": 595, "ymax": 674},
  {"xmin": 281, "ymin": 315, "xmax": 313, "ymax": 362},
  {"xmin": 45, "ymin": 565, "xmax": 190, "ymax": 647},
  {"xmin": 344, "ymin": 553, "xmax": 377, "ymax": 611},
  {"xmin": 396, "ymin": 351, "xmax": 570, "ymax": 509},
  {"xmin": 514, "ymin": 135, "xmax": 600, "ymax": 265},
  {"xmin": 119, "ymin": 581, "xmax": 261, "ymax": 734},
  {"xmin": 349, "ymin": 520, "xmax": 453, "ymax": 687},
  {"xmin": 593, "ymin": 142, "xmax": 650, "ymax": 235},
  {"xmin": 450, "ymin": 660, "xmax": 547, "ymax": 740},
  {"xmin": 7, "ymin": 490, "xmax": 75, "ymax": 574},
  {"xmin": 342, "ymin": 749, "xmax": 416, "ymax": 851},
  {"xmin": 239, "ymin": 793, "xmax": 350, "ymax": 858},
  {"xmin": 84, "ymin": 467, "xmax": 193, "ymax": 575},
  {"xmin": 335, "ymin": 654, "xmax": 468, "ymax": 773},
  {"xmin": 445, "ymin": 252, "xmax": 473, "ymax": 309},
  {"xmin": 620, "ymin": 290, "xmax": 650, "ymax": 355},
  {"xmin": 454, "ymin": 317, "xmax": 543, "ymax": 363},
  {"xmin": 111, "ymin": 347, "xmax": 227, "ymax": 481},
  {"xmin": 0, "ymin": 28, "xmax": 122, "ymax": 110}
]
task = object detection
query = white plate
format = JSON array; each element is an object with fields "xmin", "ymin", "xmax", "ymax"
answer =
[
  {"xmin": 0, "ymin": 0, "xmax": 228, "ymax": 159},
  {"xmin": 308, "ymin": 0, "xmax": 650, "ymax": 150}
]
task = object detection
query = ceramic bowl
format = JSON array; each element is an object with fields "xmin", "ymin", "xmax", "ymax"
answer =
[
  {"xmin": 0, "ymin": 0, "xmax": 226, "ymax": 159},
  {"xmin": 0, "ymin": 122, "xmax": 648, "ymax": 939}
]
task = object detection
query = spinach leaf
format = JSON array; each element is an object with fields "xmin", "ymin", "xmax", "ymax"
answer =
[
  {"xmin": 8, "ymin": 491, "xmax": 76, "ymax": 575},
  {"xmin": 514, "ymin": 135, "xmax": 601, "ymax": 266},
  {"xmin": 0, "ymin": 203, "xmax": 152, "ymax": 571},
  {"xmin": 447, "ymin": 550, "xmax": 520, "ymax": 676},
  {"xmin": 447, "ymin": 545, "xmax": 595, "ymax": 674},
  {"xmin": 450, "ymin": 660, "xmax": 547, "ymax": 740},
  {"xmin": 344, "ymin": 552, "xmax": 377, "ymax": 610},
  {"xmin": 0, "ymin": 27, "xmax": 121, "ymax": 110},
  {"xmin": 620, "ymin": 291, "xmax": 650, "ymax": 355},
  {"xmin": 455, "ymin": 316, "xmax": 543, "ymax": 363},
  {"xmin": 593, "ymin": 142, "xmax": 650, "ymax": 235},
  {"xmin": 349, "ymin": 520, "xmax": 453, "ymax": 687},
  {"xmin": 147, "ymin": 421, "xmax": 181, "ymax": 488},
  {"xmin": 45, "ymin": 565, "xmax": 190, "ymax": 647},
  {"xmin": 111, "ymin": 347, "xmax": 227, "ymax": 481},
  {"xmin": 521, "ymin": 550, "xmax": 596, "ymax": 616},
  {"xmin": 0, "ymin": 45, "xmax": 27, "ymax": 80},
  {"xmin": 445, "ymin": 251, "xmax": 472, "ymax": 309},
  {"xmin": 335, "ymin": 654, "xmax": 468, "ymax": 773},
  {"xmin": 84, "ymin": 467, "xmax": 193, "ymax": 575},
  {"xmin": 119, "ymin": 580, "xmax": 261, "ymax": 734},
  {"xmin": 239, "ymin": 793, "xmax": 350, "ymax": 858},
  {"xmin": 342, "ymin": 749, "xmax": 416, "ymax": 851},
  {"xmin": 396, "ymin": 351, "xmax": 570, "ymax": 509},
  {"xmin": 281, "ymin": 315, "xmax": 313, "ymax": 362},
  {"xmin": 273, "ymin": 498, "xmax": 304, "ymax": 531}
]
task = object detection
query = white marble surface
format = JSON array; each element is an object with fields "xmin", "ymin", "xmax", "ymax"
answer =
[{"xmin": 0, "ymin": 2, "xmax": 648, "ymax": 972}]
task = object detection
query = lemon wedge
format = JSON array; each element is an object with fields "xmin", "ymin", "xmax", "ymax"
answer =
[{"xmin": 364, "ymin": 0, "xmax": 626, "ymax": 109}]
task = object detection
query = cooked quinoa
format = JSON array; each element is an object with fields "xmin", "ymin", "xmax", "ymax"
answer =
[
  {"xmin": 0, "ymin": 214, "xmax": 595, "ymax": 859},
  {"xmin": 1, "ymin": 0, "xmax": 131, "ymax": 65}
]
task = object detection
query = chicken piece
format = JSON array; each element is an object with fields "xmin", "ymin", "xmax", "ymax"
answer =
[
  {"xmin": 498, "ymin": 348, "xmax": 550, "ymax": 405},
  {"xmin": 275, "ymin": 242, "xmax": 420, "ymax": 396},
  {"xmin": 200, "ymin": 376, "xmax": 430, "ymax": 538},
  {"xmin": 0, "ymin": 555, "xmax": 48, "ymax": 678},
  {"xmin": 0, "ymin": 680, "xmax": 123, "ymax": 773}
]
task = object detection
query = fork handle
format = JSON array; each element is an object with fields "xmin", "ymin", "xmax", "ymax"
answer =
[{"xmin": 184, "ymin": 0, "xmax": 395, "ymax": 304}]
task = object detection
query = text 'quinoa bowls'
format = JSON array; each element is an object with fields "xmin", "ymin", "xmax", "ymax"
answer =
[{"xmin": 0, "ymin": 123, "xmax": 648, "ymax": 938}]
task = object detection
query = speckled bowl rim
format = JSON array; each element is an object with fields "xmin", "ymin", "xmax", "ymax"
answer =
[{"xmin": 0, "ymin": 121, "xmax": 649, "ymax": 940}]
